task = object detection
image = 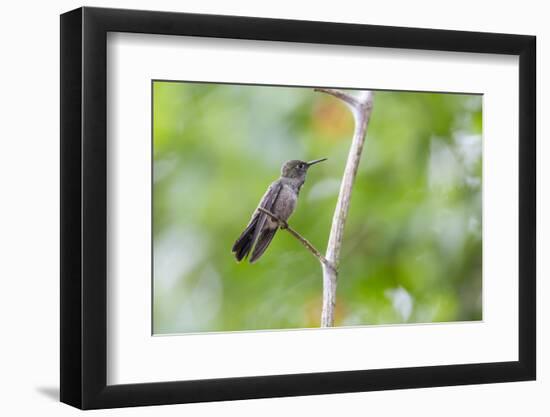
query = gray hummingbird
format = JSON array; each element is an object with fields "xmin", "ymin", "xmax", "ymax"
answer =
[{"xmin": 232, "ymin": 158, "xmax": 327, "ymax": 263}]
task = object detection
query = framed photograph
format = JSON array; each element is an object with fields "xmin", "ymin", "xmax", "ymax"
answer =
[{"xmin": 60, "ymin": 6, "xmax": 536, "ymax": 409}]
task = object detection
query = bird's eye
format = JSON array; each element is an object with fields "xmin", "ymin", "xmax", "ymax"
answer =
[{"xmin": 298, "ymin": 163, "xmax": 304, "ymax": 169}]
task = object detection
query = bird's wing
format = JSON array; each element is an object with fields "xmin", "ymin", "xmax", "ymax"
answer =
[
  {"xmin": 253, "ymin": 180, "xmax": 283, "ymax": 235},
  {"xmin": 232, "ymin": 180, "xmax": 282, "ymax": 261},
  {"xmin": 260, "ymin": 179, "xmax": 283, "ymax": 211},
  {"xmin": 249, "ymin": 227, "xmax": 277, "ymax": 263}
]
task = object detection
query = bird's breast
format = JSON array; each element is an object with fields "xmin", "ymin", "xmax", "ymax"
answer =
[{"xmin": 273, "ymin": 184, "xmax": 298, "ymax": 222}]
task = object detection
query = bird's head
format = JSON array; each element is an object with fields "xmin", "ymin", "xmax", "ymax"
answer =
[{"xmin": 281, "ymin": 158, "xmax": 327, "ymax": 179}]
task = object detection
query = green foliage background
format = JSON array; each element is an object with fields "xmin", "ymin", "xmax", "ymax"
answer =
[{"xmin": 153, "ymin": 81, "xmax": 482, "ymax": 334}]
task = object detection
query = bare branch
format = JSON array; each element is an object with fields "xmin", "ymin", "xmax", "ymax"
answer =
[
  {"xmin": 315, "ymin": 88, "xmax": 375, "ymax": 327},
  {"xmin": 257, "ymin": 207, "xmax": 335, "ymax": 272}
]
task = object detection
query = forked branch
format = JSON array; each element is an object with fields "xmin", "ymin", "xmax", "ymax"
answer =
[
  {"xmin": 316, "ymin": 88, "xmax": 375, "ymax": 327},
  {"xmin": 260, "ymin": 88, "xmax": 374, "ymax": 328}
]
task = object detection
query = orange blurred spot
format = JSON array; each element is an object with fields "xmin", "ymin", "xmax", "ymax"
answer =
[{"xmin": 312, "ymin": 97, "xmax": 354, "ymax": 139}]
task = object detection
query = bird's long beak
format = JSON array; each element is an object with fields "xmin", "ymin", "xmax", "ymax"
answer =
[{"xmin": 306, "ymin": 157, "xmax": 327, "ymax": 167}]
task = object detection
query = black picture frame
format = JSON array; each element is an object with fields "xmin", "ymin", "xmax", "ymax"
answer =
[{"xmin": 60, "ymin": 6, "xmax": 536, "ymax": 410}]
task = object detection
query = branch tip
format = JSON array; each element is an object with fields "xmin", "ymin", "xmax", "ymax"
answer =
[{"xmin": 314, "ymin": 88, "xmax": 360, "ymax": 108}]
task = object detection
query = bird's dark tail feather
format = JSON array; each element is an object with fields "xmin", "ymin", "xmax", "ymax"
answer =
[
  {"xmin": 232, "ymin": 217, "xmax": 258, "ymax": 262},
  {"xmin": 249, "ymin": 228, "xmax": 277, "ymax": 263}
]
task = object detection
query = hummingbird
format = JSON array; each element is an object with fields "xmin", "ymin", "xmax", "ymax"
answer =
[{"xmin": 232, "ymin": 158, "xmax": 327, "ymax": 263}]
